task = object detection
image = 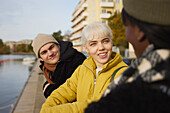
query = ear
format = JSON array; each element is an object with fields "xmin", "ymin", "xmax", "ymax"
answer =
[{"xmin": 39, "ymin": 58, "xmax": 44, "ymax": 61}]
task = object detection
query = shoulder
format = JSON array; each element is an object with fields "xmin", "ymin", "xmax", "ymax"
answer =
[
  {"xmin": 59, "ymin": 40, "xmax": 73, "ymax": 47},
  {"xmin": 85, "ymin": 79, "xmax": 170, "ymax": 113},
  {"xmin": 73, "ymin": 50, "xmax": 87, "ymax": 60}
]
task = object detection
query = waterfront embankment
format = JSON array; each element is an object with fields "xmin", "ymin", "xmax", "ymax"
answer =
[{"xmin": 10, "ymin": 60, "xmax": 45, "ymax": 113}]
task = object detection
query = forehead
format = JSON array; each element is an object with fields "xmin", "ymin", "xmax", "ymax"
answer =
[
  {"xmin": 40, "ymin": 42, "xmax": 56, "ymax": 51},
  {"xmin": 87, "ymin": 31, "xmax": 110, "ymax": 41},
  {"xmin": 90, "ymin": 36, "xmax": 109, "ymax": 41},
  {"xmin": 85, "ymin": 37, "xmax": 111, "ymax": 46}
]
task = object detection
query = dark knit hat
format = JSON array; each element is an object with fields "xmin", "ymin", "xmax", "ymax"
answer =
[
  {"xmin": 32, "ymin": 33, "xmax": 59, "ymax": 58},
  {"xmin": 123, "ymin": 0, "xmax": 170, "ymax": 26}
]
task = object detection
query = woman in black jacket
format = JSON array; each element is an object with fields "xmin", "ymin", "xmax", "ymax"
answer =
[{"xmin": 85, "ymin": 0, "xmax": 170, "ymax": 112}]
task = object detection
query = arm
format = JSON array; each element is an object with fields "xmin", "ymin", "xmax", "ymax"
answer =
[
  {"xmin": 43, "ymin": 81, "xmax": 59, "ymax": 98},
  {"xmin": 40, "ymin": 66, "xmax": 80, "ymax": 112},
  {"xmin": 40, "ymin": 65, "xmax": 98, "ymax": 113},
  {"xmin": 40, "ymin": 100, "xmax": 90, "ymax": 113}
]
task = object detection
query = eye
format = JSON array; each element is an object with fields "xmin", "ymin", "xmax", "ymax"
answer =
[
  {"xmin": 103, "ymin": 38, "xmax": 110, "ymax": 43},
  {"xmin": 89, "ymin": 42, "xmax": 96, "ymax": 46},
  {"xmin": 49, "ymin": 44, "xmax": 55, "ymax": 50},
  {"xmin": 40, "ymin": 50, "xmax": 47, "ymax": 55}
]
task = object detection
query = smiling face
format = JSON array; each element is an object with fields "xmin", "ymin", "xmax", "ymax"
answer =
[
  {"xmin": 85, "ymin": 37, "xmax": 113, "ymax": 68},
  {"xmin": 39, "ymin": 42, "xmax": 60, "ymax": 65}
]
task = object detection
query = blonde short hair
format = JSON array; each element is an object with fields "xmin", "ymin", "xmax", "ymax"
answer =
[{"xmin": 81, "ymin": 21, "xmax": 113, "ymax": 45}]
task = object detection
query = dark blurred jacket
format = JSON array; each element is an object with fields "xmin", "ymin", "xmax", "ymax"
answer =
[{"xmin": 85, "ymin": 44, "xmax": 170, "ymax": 113}]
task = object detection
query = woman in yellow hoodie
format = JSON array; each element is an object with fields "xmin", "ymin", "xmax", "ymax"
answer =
[{"xmin": 40, "ymin": 21, "xmax": 128, "ymax": 113}]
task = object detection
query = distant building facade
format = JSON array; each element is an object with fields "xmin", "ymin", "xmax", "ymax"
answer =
[
  {"xmin": 70, "ymin": 0, "xmax": 135, "ymax": 58},
  {"xmin": 70, "ymin": 0, "xmax": 123, "ymax": 52},
  {"xmin": 4, "ymin": 40, "xmax": 32, "ymax": 53}
]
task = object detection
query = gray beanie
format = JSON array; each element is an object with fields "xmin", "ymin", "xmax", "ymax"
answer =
[
  {"xmin": 32, "ymin": 33, "xmax": 59, "ymax": 58},
  {"xmin": 123, "ymin": 0, "xmax": 170, "ymax": 26}
]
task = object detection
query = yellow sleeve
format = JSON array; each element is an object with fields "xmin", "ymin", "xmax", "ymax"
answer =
[
  {"xmin": 40, "ymin": 66, "xmax": 81, "ymax": 113},
  {"xmin": 40, "ymin": 100, "xmax": 90, "ymax": 113}
]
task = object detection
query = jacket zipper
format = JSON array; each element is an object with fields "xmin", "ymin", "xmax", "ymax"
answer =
[{"xmin": 82, "ymin": 64, "xmax": 96, "ymax": 92}]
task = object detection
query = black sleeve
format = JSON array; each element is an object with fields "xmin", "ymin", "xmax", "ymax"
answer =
[
  {"xmin": 85, "ymin": 80, "xmax": 170, "ymax": 113},
  {"xmin": 43, "ymin": 81, "xmax": 59, "ymax": 98}
]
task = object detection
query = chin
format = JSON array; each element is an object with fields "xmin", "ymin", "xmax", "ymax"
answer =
[
  {"xmin": 48, "ymin": 59, "xmax": 58, "ymax": 65},
  {"xmin": 100, "ymin": 60, "xmax": 109, "ymax": 65}
]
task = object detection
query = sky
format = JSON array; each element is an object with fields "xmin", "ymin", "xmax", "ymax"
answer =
[{"xmin": 0, "ymin": 0, "xmax": 80, "ymax": 42}]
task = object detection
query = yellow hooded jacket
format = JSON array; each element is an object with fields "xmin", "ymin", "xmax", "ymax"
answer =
[{"xmin": 40, "ymin": 52, "xmax": 128, "ymax": 113}]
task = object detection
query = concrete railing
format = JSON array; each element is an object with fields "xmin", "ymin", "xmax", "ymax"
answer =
[{"xmin": 10, "ymin": 60, "xmax": 45, "ymax": 113}]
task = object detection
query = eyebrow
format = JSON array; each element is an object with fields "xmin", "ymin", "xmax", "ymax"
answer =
[
  {"xmin": 49, "ymin": 44, "xmax": 55, "ymax": 49},
  {"xmin": 103, "ymin": 37, "xmax": 110, "ymax": 40},
  {"xmin": 89, "ymin": 40, "xmax": 97, "ymax": 43},
  {"xmin": 89, "ymin": 37, "xmax": 110, "ymax": 42},
  {"xmin": 40, "ymin": 44, "xmax": 55, "ymax": 54}
]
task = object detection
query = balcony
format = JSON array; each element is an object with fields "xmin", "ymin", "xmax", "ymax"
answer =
[
  {"xmin": 70, "ymin": 33, "xmax": 81, "ymax": 40},
  {"xmin": 100, "ymin": 13, "xmax": 111, "ymax": 19},
  {"xmin": 72, "ymin": 21, "xmax": 88, "ymax": 34},
  {"xmin": 72, "ymin": 3, "xmax": 88, "ymax": 21},
  {"xmin": 82, "ymin": 3, "xmax": 87, "ymax": 8},
  {"xmin": 72, "ymin": 12, "xmax": 88, "ymax": 27},
  {"xmin": 73, "ymin": 41, "xmax": 82, "ymax": 46},
  {"xmin": 100, "ymin": 2, "xmax": 114, "ymax": 7}
]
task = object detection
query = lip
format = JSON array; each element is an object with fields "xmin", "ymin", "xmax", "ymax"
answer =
[
  {"xmin": 49, "ymin": 54, "xmax": 56, "ymax": 60},
  {"xmin": 98, "ymin": 52, "xmax": 107, "ymax": 59}
]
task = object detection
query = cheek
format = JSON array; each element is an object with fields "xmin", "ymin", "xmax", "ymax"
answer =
[
  {"xmin": 39, "ymin": 56, "xmax": 46, "ymax": 62},
  {"xmin": 125, "ymin": 26, "xmax": 134, "ymax": 43},
  {"xmin": 104, "ymin": 43, "xmax": 113, "ymax": 51},
  {"xmin": 125, "ymin": 27, "xmax": 130, "ymax": 41},
  {"xmin": 53, "ymin": 47, "xmax": 59, "ymax": 52},
  {"xmin": 85, "ymin": 47, "xmax": 97, "ymax": 55}
]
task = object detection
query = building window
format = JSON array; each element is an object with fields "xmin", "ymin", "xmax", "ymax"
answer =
[
  {"xmin": 116, "ymin": 9, "xmax": 120, "ymax": 14},
  {"xmin": 116, "ymin": 0, "xmax": 120, "ymax": 4},
  {"xmin": 102, "ymin": 9, "xmax": 106, "ymax": 14},
  {"xmin": 102, "ymin": 20, "xmax": 106, "ymax": 23}
]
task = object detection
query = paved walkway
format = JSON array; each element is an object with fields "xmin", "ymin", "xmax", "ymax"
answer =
[{"xmin": 10, "ymin": 60, "xmax": 46, "ymax": 113}]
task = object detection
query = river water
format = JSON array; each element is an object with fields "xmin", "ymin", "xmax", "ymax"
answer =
[{"xmin": 0, "ymin": 54, "xmax": 36, "ymax": 113}]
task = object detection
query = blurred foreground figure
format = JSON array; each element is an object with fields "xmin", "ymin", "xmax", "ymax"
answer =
[{"xmin": 85, "ymin": 0, "xmax": 170, "ymax": 113}]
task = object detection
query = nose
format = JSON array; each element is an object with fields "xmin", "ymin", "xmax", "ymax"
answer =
[
  {"xmin": 48, "ymin": 50, "xmax": 53, "ymax": 56},
  {"xmin": 98, "ymin": 43, "xmax": 104, "ymax": 50}
]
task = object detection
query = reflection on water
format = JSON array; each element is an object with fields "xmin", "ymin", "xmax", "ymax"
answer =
[
  {"xmin": 0, "ymin": 55, "xmax": 35, "ymax": 113},
  {"xmin": 0, "ymin": 54, "xmax": 35, "ymax": 60}
]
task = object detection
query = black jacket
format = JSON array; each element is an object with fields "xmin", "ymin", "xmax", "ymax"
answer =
[
  {"xmin": 40, "ymin": 41, "xmax": 86, "ymax": 98},
  {"xmin": 85, "ymin": 78, "xmax": 170, "ymax": 113},
  {"xmin": 85, "ymin": 45, "xmax": 170, "ymax": 113}
]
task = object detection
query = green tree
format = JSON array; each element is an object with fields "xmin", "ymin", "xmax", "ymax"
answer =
[
  {"xmin": 52, "ymin": 30, "xmax": 63, "ymax": 41},
  {"xmin": 27, "ymin": 42, "xmax": 33, "ymax": 52},
  {"xmin": 108, "ymin": 12, "xmax": 128, "ymax": 56},
  {"xmin": 0, "ymin": 45, "xmax": 10, "ymax": 54},
  {"xmin": 0, "ymin": 39, "xmax": 3, "ymax": 48},
  {"xmin": 15, "ymin": 44, "xmax": 27, "ymax": 52}
]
